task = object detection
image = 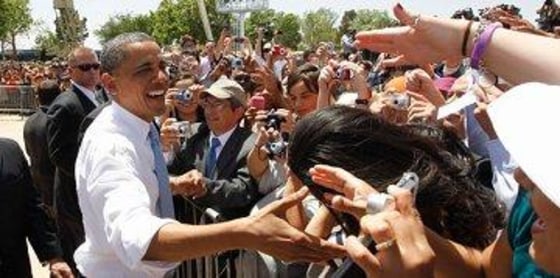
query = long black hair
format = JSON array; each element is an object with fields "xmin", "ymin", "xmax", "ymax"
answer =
[{"xmin": 288, "ymin": 105, "xmax": 504, "ymax": 249}]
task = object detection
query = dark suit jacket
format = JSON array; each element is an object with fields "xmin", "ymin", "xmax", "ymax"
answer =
[
  {"xmin": 23, "ymin": 105, "xmax": 56, "ymax": 210},
  {"xmin": 46, "ymin": 84, "xmax": 96, "ymax": 223},
  {"xmin": 0, "ymin": 138, "xmax": 63, "ymax": 278},
  {"xmin": 168, "ymin": 123, "xmax": 259, "ymax": 220}
]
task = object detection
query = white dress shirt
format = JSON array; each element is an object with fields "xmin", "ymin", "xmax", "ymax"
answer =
[
  {"xmin": 208, "ymin": 125, "xmax": 236, "ymax": 161},
  {"xmin": 75, "ymin": 101, "xmax": 178, "ymax": 277},
  {"xmin": 71, "ymin": 80, "xmax": 99, "ymax": 106}
]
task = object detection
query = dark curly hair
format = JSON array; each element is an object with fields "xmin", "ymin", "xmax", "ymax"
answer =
[{"xmin": 288, "ymin": 106, "xmax": 504, "ymax": 249}]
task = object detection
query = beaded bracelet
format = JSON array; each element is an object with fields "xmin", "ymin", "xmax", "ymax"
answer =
[{"xmin": 470, "ymin": 23, "xmax": 501, "ymax": 70}]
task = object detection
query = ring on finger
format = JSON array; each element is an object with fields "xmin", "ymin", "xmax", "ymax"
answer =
[
  {"xmin": 375, "ymin": 238, "xmax": 396, "ymax": 252},
  {"xmin": 410, "ymin": 14, "xmax": 421, "ymax": 28}
]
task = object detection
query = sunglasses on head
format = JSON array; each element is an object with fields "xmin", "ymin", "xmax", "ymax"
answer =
[{"xmin": 75, "ymin": 63, "xmax": 100, "ymax": 71}]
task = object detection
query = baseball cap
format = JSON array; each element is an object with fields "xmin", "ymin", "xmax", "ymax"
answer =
[
  {"xmin": 201, "ymin": 78, "xmax": 247, "ymax": 107},
  {"xmin": 488, "ymin": 82, "xmax": 560, "ymax": 208}
]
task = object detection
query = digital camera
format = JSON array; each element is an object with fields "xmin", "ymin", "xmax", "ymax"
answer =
[
  {"xmin": 271, "ymin": 45, "xmax": 286, "ymax": 56},
  {"xmin": 174, "ymin": 89, "xmax": 193, "ymax": 102},
  {"xmin": 336, "ymin": 67, "xmax": 353, "ymax": 81},
  {"xmin": 266, "ymin": 139, "xmax": 288, "ymax": 159},
  {"xmin": 388, "ymin": 93, "xmax": 410, "ymax": 110},
  {"xmin": 231, "ymin": 57, "xmax": 244, "ymax": 69},
  {"xmin": 265, "ymin": 110, "xmax": 285, "ymax": 130}
]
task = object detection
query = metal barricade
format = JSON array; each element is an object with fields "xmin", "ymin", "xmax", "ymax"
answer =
[
  {"xmin": 173, "ymin": 198, "xmax": 234, "ymax": 278},
  {"xmin": 0, "ymin": 85, "xmax": 36, "ymax": 115}
]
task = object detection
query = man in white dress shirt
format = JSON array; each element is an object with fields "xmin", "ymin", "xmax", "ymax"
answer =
[{"xmin": 74, "ymin": 32, "xmax": 345, "ymax": 277}]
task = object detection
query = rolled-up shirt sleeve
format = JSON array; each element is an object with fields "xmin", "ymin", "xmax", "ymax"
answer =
[{"xmin": 86, "ymin": 144, "xmax": 178, "ymax": 272}]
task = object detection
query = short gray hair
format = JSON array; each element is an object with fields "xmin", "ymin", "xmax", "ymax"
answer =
[
  {"xmin": 67, "ymin": 47, "xmax": 97, "ymax": 66},
  {"xmin": 101, "ymin": 32, "xmax": 155, "ymax": 74}
]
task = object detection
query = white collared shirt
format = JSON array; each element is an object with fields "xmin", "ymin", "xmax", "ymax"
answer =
[
  {"xmin": 208, "ymin": 125, "xmax": 236, "ymax": 161},
  {"xmin": 71, "ymin": 80, "xmax": 99, "ymax": 106},
  {"xmin": 75, "ymin": 101, "xmax": 178, "ymax": 277}
]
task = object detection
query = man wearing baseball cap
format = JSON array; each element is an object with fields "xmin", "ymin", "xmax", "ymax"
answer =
[{"xmin": 168, "ymin": 78, "xmax": 258, "ymax": 221}]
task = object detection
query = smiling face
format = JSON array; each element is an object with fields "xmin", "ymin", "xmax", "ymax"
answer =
[
  {"xmin": 288, "ymin": 80, "xmax": 318, "ymax": 118},
  {"xmin": 104, "ymin": 41, "xmax": 169, "ymax": 122},
  {"xmin": 514, "ymin": 168, "xmax": 560, "ymax": 274}
]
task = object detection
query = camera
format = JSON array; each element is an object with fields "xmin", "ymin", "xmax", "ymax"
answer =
[
  {"xmin": 388, "ymin": 93, "xmax": 410, "ymax": 110},
  {"xmin": 265, "ymin": 139, "xmax": 288, "ymax": 159},
  {"xmin": 271, "ymin": 45, "xmax": 286, "ymax": 56},
  {"xmin": 231, "ymin": 57, "xmax": 244, "ymax": 69},
  {"xmin": 174, "ymin": 89, "xmax": 193, "ymax": 102},
  {"xmin": 265, "ymin": 110, "xmax": 285, "ymax": 130},
  {"xmin": 336, "ymin": 67, "xmax": 353, "ymax": 81},
  {"xmin": 165, "ymin": 63, "xmax": 180, "ymax": 84},
  {"xmin": 233, "ymin": 37, "xmax": 245, "ymax": 44},
  {"xmin": 171, "ymin": 120, "xmax": 191, "ymax": 138},
  {"xmin": 249, "ymin": 95, "xmax": 266, "ymax": 110}
]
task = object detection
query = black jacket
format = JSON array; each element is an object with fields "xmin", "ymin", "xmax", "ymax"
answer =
[{"xmin": 0, "ymin": 138, "xmax": 63, "ymax": 277}]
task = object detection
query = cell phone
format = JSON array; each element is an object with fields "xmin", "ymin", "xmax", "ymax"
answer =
[{"xmin": 248, "ymin": 95, "xmax": 266, "ymax": 110}]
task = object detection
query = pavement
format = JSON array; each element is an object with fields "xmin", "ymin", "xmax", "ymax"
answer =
[{"xmin": 0, "ymin": 114, "xmax": 51, "ymax": 277}]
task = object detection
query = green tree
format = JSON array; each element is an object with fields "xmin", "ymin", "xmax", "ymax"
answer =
[
  {"xmin": 300, "ymin": 8, "xmax": 338, "ymax": 48},
  {"xmin": 0, "ymin": 0, "xmax": 33, "ymax": 59},
  {"xmin": 150, "ymin": 0, "xmax": 231, "ymax": 46},
  {"xmin": 245, "ymin": 9, "xmax": 301, "ymax": 49},
  {"xmin": 349, "ymin": 9, "xmax": 398, "ymax": 32},
  {"xmin": 339, "ymin": 9, "xmax": 357, "ymax": 38},
  {"xmin": 95, "ymin": 13, "xmax": 154, "ymax": 44},
  {"xmin": 34, "ymin": 29, "xmax": 64, "ymax": 57}
]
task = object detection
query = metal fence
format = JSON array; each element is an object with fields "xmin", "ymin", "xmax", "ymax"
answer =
[
  {"xmin": 0, "ymin": 85, "xmax": 37, "ymax": 115},
  {"xmin": 174, "ymin": 198, "xmax": 235, "ymax": 278}
]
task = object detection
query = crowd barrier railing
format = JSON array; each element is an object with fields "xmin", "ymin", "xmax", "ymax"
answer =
[
  {"xmin": 173, "ymin": 198, "xmax": 234, "ymax": 278},
  {"xmin": 0, "ymin": 85, "xmax": 36, "ymax": 115}
]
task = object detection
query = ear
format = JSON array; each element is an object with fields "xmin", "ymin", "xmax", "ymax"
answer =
[{"xmin": 101, "ymin": 73, "xmax": 118, "ymax": 96}]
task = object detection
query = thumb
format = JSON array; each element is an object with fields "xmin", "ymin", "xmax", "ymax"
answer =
[
  {"xmin": 346, "ymin": 236, "xmax": 381, "ymax": 277},
  {"xmin": 393, "ymin": 3, "xmax": 416, "ymax": 27},
  {"xmin": 278, "ymin": 187, "xmax": 310, "ymax": 211}
]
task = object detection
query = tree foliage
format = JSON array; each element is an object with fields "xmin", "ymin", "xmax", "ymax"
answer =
[
  {"xmin": 349, "ymin": 9, "xmax": 398, "ymax": 32},
  {"xmin": 300, "ymin": 8, "xmax": 338, "ymax": 48},
  {"xmin": 150, "ymin": 0, "xmax": 231, "ymax": 45},
  {"xmin": 95, "ymin": 13, "xmax": 153, "ymax": 44},
  {"xmin": 0, "ymin": 0, "xmax": 33, "ymax": 59},
  {"xmin": 34, "ymin": 29, "xmax": 64, "ymax": 57},
  {"xmin": 339, "ymin": 9, "xmax": 357, "ymax": 37},
  {"xmin": 245, "ymin": 9, "xmax": 301, "ymax": 49}
]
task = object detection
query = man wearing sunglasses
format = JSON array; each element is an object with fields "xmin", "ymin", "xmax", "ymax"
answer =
[{"xmin": 46, "ymin": 46, "xmax": 102, "ymax": 275}]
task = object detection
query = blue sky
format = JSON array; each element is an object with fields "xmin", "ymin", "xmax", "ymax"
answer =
[{"xmin": 19, "ymin": 0, "xmax": 544, "ymax": 49}]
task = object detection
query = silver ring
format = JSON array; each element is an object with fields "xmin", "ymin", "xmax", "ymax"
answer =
[
  {"xmin": 366, "ymin": 193, "xmax": 394, "ymax": 215},
  {"xmin": 411, "ymin": 15, "xmax": 421, "ymax": 28},
  {"xmin": 375, "ymin": 238, "xmax": 396, "ymax": 251}
]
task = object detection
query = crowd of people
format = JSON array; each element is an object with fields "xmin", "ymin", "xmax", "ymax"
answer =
[{"xmin": 2, "ymin": 0, "xmax": 560, "ymax": 277}]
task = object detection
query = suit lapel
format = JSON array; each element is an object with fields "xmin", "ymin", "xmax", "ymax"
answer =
[{"xmin": 72, "ymin": 84, "xmax": 96, "ymax": 114}]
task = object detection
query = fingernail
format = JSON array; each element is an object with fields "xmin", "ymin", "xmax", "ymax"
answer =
[
  {"xmin": 396, "ymin": 3, "xmax": 403, "ymax": 10},
  {"xmin": 387, "ymin": 185, "xmax": 400, "ymax": 195}
]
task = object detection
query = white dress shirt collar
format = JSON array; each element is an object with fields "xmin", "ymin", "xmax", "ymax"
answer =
[
  {"xmin": 110, "ymin": 101, "xmax": 152, "ymax": 140},
  {"xmin": 209, "ymin": 125, "xmax": 237, "ymax": 158},
  {"xmin": 72, "ymin": 80, "xmax": 99, "ymax": 106}
]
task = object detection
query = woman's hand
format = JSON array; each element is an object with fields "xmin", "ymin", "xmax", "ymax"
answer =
[
  {"xmin": 346, "ymin": 185, "xmax": 435, "ymax": 278},
  {"xmin": 160, "ymin": 118, "xmax": 181, "ymax": 153},
  {"xmin": 355, "ymin": 4, "xmax": 468, "ymax": 66},
  {"xmin": 309, "ymin": 165, "xmax": 377, "ymax": 219}
]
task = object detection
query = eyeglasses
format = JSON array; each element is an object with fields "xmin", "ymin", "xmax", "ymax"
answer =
[
  {"xmin": 75, "ymin": 63, "xmax": 100, "ymax": 71},
  {"xmin": 200, "ymin": 98, "xmax": 229, "ymax": 109}
]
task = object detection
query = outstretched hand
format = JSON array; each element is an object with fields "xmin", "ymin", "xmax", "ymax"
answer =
[
  {"xmin": 355, "ymin": 4, "xmax": 467, "ymax": 66},
  {"xmin": 309, "ymin": 165, "xmax": 377, "ymax": 219},
  {"xmin": 248, "ymin": 187, "xmax": 347, "ymax": 262}
]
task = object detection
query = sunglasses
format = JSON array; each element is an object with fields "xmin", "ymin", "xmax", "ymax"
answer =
[{"xmin": 75, "ymin": 63, "xmax": 100, "ymax": 71}]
